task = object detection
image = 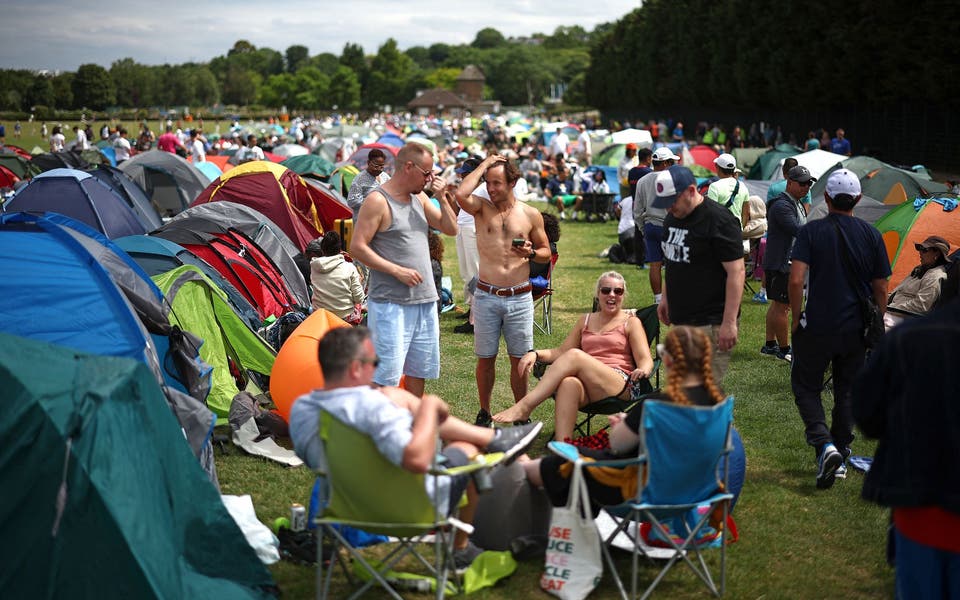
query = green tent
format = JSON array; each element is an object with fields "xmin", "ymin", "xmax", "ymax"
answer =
[
  {"xmin": 329, "ymin": 164, "xmax": 360, "ymax": 197},
  {"xmin": 809, "ymin": 156, "xmax": 950, "ymax": 206},
  {"xmin": 152, "ymin": 265, "xmax": 276, "ymax": 420},
  {"xmin": 0, "ymin": 333, "xmax": 275, "ymax": 599},
  {"xmin": 281, "ymin": 154, "xmax": 335, "ymax": 178},
  {"xmin": 747, "ymin": 143, "xmax": 803, "ymax": 180}
]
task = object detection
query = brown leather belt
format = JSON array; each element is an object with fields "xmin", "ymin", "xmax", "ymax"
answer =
[{"xmin": 476, "ymin": 280, "xmax": 533, "ymax": 297}]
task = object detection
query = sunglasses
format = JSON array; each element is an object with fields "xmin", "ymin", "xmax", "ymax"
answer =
[
  {"xmin": 357, "ymin": 356, "xmax": 380, "ymax": 368},
  {"xmin": 599, "ymin": 286, "xmax": 624, "ymax": 296},
  {"xmin": 792, "ymin": 179, "xmax": 813, "ymax": 187},
  {"xmin": 409, "ymin": 161, "xmax": 434, "ymax": 179}
]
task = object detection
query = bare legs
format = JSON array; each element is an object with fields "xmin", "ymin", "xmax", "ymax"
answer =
[
  {"xmin": 765, "ymin": 300, "xmax": 790, "ymax": 347},
  {"xmin": 404, "ymin": 376, "xmax": 425, "ymax": 398},
  {"xmin": 492, "ymin": 349, "xmax": 625, "ymax": 426},
  {"xmin": 478, "ymin": 355, "xmax": 528, "ymax": 414},
  {"xmin": 649, "ymin": 261, "xmax": 662, "ymax": 296}
]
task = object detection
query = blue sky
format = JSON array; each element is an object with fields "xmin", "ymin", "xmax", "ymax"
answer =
[{"xmin": 1, "ymin": 1, "xmax": 639, "ymax": 71}]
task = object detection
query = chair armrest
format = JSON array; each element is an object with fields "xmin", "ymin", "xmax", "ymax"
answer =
[
  {"xmin": 431, "ymin": 452, "xmax": 505, "ymax": 476},
  {"xmin": 548, "ymin": 440, "xmax": 645, "ymax": 469}
]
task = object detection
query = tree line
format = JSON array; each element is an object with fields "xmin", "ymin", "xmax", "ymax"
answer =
[
  {"xmin": 0, "ymin": 25, "xmax": 607, "ymax": 115},
  {"xmin": 584, "ymin": 0, "xmax": 959, "ymax": 113}
]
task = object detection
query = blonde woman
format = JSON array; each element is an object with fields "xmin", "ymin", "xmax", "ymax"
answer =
[{"xmin": 492, "ymin": 271, "xmax": 654, "ymax": 441}]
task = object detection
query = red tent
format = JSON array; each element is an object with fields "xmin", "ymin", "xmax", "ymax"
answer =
[
  {"xmin": 341, "ymin": 143, "xmax": 399, "ymax": 175},
  {"xmin": 0, "ymin": 165, "xmax": 20, "ymax": 188},
  {"xmin": 686, "ymin": 145, "xmax": 720, "ymax": 173},
  {"xmin": 191, "ymin": 161, "xmax": 323, "ymax": 250},
  {"xmin": 304, "ymin": 178, "xmax": 352, "ymax": 232}
]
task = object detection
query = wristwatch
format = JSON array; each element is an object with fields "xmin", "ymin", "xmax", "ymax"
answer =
[{"xmin": 528, "ymin": 249, "xmax": 536, "ymax": 260}]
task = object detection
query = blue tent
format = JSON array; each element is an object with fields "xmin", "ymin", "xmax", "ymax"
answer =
[
  {"xmin": 4, "ymin": 168, "xmax": 147, "ymax": 238},
  {"xmin": 0, "ymin": 212, "xmax": 217, "ymax": 475},
  {"xmin": 86, "ymin": 164, "xmax": 163, "ymax": 230},
  {"xmin": 115, "ymin": 234, "xmax": 262, "ymax": 330},
  {"xmin": 194, "ymin": 160, "xmax": 224, "ymax": 182},
  {"xmin": 377, "ymin": 131, "xmax": 405, "ymax": 148}
]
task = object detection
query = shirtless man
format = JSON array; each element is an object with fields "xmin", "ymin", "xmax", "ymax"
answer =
[
  {"xmin": 350, "ymin": 143, "xmax": 458, "ymax": 397},
  {"xmin": 455, "ymin": 155, "xmax": 550, "ymax": 426}
]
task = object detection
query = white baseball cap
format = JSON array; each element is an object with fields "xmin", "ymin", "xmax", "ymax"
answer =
[
  {"xmin": 826, "ymin": 169, "xmax": 861, "ymax": 197},
  {"xmin": 714, "ymin": 153, "xmax": 736, "ymax": 170},
  {"xmin": 652, "ymin": 147, "xmax": 680, "ymax": 162}
]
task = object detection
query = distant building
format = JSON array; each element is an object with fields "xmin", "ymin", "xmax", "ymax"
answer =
[{"xmin": 407, "ymin": 64, "xmax": 501, "ymax": 117}]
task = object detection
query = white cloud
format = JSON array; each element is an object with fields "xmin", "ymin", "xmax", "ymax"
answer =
[{"xmin": 0, "ymin": 0, "xmax": 639, "ymax": 70}]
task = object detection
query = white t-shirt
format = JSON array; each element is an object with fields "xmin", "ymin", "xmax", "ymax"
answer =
[
  {"xmin": 113, "ymin": 137, "xmax": 131, "ymax": 163},
  {"xmin": 190, "ymin": 139, "xmax": 205, "ymax": 162},
  {"xmin": 75, "ymin": 129, "xmax": 89, "ymax": 150},
  {"xmin": 617, "ymin": 195, "xmax": 635, "ymax": 235},
  {"xmin": 548, "ymin": 133, "xmax": 569, "ymax": 158},
  {"xmin": 49, "ymin": 133, "xmax": 65, "ymax": 152}
]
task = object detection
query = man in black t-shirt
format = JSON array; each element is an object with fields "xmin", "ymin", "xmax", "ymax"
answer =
[{"xmin": 652, "ymin": 165, "xmax": 745, "ymax": 383}]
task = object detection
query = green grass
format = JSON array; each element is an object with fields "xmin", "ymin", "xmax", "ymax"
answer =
[{"xmin": 216, "ymin": 211, "xmax": 893, "ymax": 599}]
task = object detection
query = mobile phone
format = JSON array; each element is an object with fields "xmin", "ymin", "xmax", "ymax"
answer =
[{"xmin": 512, "ymin": 238, "xmax": 525, "ymax": 246}]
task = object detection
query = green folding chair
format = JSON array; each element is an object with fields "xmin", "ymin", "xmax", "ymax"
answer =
[{"xmin": 314, "ymin": 411, "xmax": 502, "ymax": 600}]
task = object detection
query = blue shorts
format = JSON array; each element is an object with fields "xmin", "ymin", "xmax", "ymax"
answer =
[
  {"xmin": 367, "ymin": 300, "xmax": 440, "ymax": 385},
  {"xmin": 643, "ymin": 222, "xmax": 664, "ymax": 263},
  {"xmin": 473, "ymin": 288, "xmax": 534, "ymax": 358}
]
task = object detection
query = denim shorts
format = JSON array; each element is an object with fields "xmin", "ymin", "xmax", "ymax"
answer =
[
  {"xmin": 473, "ymin": 288, "xmax": 534, "ymax": 358},
  {"xmin": 643, "ymin": 223, "xmax": 664, "ymax": 263},
  {"xmin": 367, "ymin": 300, "xmax": 440, "ymax": 385}
]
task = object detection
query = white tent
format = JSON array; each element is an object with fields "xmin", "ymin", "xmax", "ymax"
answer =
[
  {"xmin": 270, "ymin": 143, "xmax": 309, "ymax": 158},
  {"xmin": 609, "ymin": 128, "xmax": 654, "ymax": 148},
  {"xmin": 770, "ymin": 148, "xmax": 848, "ymax": 182}
]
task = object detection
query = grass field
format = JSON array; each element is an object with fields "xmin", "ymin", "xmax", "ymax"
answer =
[{"xmin": 213, "ymin": 210, "xmax": 894, "ymax": 599}]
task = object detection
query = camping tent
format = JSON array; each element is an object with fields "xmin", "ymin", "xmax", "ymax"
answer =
[
  {"xmin": 119, "ymin": 150, "xmax": 209, "ymax": 218},
  {"xmin": 748, "ymin": 143, "xmax": 804, "ymax": 180},
  {"xmin": 193, "ymin": 160, "xmax": 224, "ymax": 182},
  {"xmin": 152, "ymin": 221, "xmax": 305, "ymax": 320},
  {"xmin": 0, "ymin": 212, "xmax": 219, "ymax": 477},
  {"xmin": 874, "ymin": 197, "xmax": 960, "ymax": 288},
  {"xmin": 0, "ymin": 333, "xmax": 275, "ymax": 599},
  {"xmin": 85, "ymin": 164, "xmax": 163, "ymax": 231},
  {"xmin": 0, "ymin": 153, "xmax": 40, "ymax": 179},
  {"xmin": 271, "ymin": 143, "xmax": 309, "ymax": 158},
  {"xmin": 191, "ymin": 161, "xmax": 323, "ymax": 250},
  {"xmin": 302, "ymin": 178, "xmax": 353, "ymax": 232},
  {"xmin": 328, "ymin": 164, "xmax": 360, "ymax": 197},
  {"xmin": 165, "ymin": 201, "xmax": 311, "ymax": 307},
  {"xmin": 806, "ymin": 195, "xmax": 893, "ymax": 225},
  {"xmin": 281, "ymin": 154, "xmax": 336, "ymax": 179},
  {"xmin": 4, "ymin": 168, "xmax": 147, "ymax": 238},
  {"xmin": 809, "ymin": 156, "xmax": 950, "ymax": 205},
  {"xmin": 341, "ymin": 143, "xmax": 398, "ymax": 176},
  {"xmin": 769, "ymin": 148, "xmax": 849, "ymax": 182},
  {"xmin": 115, "ymin": 234, "xmax": 263, "ymax": 330},
  {"xmin": 684, "ymin": 145, "xmax": 720, "ymax": 173},
  {"xmin": 152, "ymin": 265, "xmax": 277, "ymax": 418},
  {"xmin": 609, "ymin": 128, "xmax": 654, "ymax": 147}
]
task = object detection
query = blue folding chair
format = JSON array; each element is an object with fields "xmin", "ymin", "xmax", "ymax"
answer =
[{"xmin": 548, "ymin": 396, "xmax": 735, "ymax": 599}]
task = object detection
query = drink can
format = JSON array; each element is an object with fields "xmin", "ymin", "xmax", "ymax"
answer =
[{"xmin": 290, "ymin": 503, "xmax": 306, "ymax": 531}]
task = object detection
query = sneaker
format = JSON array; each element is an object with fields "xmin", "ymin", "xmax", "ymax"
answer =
[
  {"xmin": 760, "ymin": 344, "xmax": 780, "ymax": 358},
  {"xmin": 778, "ymin": 347, "xmax": 793, "ymax": 363},
  {"xmin": 835, "ymin": 462, "xmax": 847, "ymax": 479},
  {"xmin": 460, "ymin": 309, "xmax": 471, "ymax": 320},
  {"xmin": 453, "ymin": 540, "xmax": 484, "ymax": 571},
  {"xmin": 752, "ymin": 290, "xmax": 768, "ymax": 304},
  {"xmin": 558, "ymin": 211, "xmax": 566, "ymax": 221},
  {"xmin": 474, "ymin": 408, "xmax": 493, "ymax": 428},
  {"xmin": 486, "ymin": 421, "xmax": 544, "ymax": 464},
  {"xmin": 453, "ymin": 322, "xmax": 474, "ymax": 334},
  {"xmin": 816, "ymin": 443, "xmax": 843, "ymax": 489}
]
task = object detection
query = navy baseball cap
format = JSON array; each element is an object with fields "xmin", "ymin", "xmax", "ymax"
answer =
[
  {"xmin": 455, "ymin": 156, "xmax": 483, "ymax": 175},
  {"xmin": 652, "ymin": 165, "xmax": 697, "ymax": 209}
]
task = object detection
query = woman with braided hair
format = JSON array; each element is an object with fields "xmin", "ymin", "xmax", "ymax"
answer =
[{"xmin": 522, "ymin": 325, "xmax": 746, "ymax": 512}]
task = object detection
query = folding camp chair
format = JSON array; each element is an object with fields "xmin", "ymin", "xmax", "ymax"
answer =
[
  {"xmin": 548, "ymin": 396, "xmax": 735, "ymax": 600},
  {"xmin": 532, "ymin": 252, "xmax": 559, "ymax": 335},
  {"xmin": 314, "ymin": 411, "xmax": 501, "ymax": 600},
  {"xmin": 574, "ymin": 303, "xmax": 661, "ymax": 437}
]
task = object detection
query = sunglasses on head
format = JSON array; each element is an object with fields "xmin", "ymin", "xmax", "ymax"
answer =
[{"xmin": 599, "ymin": 286, "xmax": 624, "ymax": 296}]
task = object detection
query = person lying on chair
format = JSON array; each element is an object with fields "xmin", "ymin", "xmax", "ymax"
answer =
[
  {"xmin": 521, "ymin": 325, "xmax": 746, "ymax": 513},
  {"xmin": 492, "ymin": 271, "xmax": 654, "ymax": 441},
  {"xmin": 290, "ymin": 326, "xmax": 544, "ymax": 569}
]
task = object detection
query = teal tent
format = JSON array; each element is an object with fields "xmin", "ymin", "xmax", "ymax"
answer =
[
  {"xmin": 281, "ymin": 154, "xmax": 335, "ymax": 178},
  {"xmin": 0, "ymin": 333, "xmax": 276, "ymax": 599},
  {"xmin": 747, "ymin": 143, "xmax": 803, "ymax": 180}
]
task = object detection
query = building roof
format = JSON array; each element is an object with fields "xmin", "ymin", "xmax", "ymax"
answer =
[
  {"xmin": 456, "ymin": 64, "xmax": 486, "ymax": 82},
  {"xmin": 406, "ymin": 88, "xmax": 468, "ymax": 109}
]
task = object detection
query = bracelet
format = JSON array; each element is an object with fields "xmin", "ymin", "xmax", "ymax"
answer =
[{"xmin": 528, "ymin": 349, "xmax": 539, "ymax": 362}]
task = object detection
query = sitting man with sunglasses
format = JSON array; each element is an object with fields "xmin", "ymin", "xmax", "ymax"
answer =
[
  {"xmin": 760, "ymin": 165, "xmax": 813, "ymax": 363},
  {"xmin": 350, "ymin": 143, "xmax": 458, "ymax": 397},
  {"xmin": 490, "ymin": 271, "xmax": 654, "ymax": 441},
  {"xmin": 290, "ymin": 326, "xmax": 544, "ymax": 569}
]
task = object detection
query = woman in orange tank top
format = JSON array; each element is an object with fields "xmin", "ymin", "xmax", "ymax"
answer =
[{"xmin": 492, "ymin": 271, "xmax": 654, "ymax": 440}]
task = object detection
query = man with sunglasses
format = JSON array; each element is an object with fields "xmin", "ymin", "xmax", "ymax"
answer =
[
  {"xmin": 290, "ymin": 326, "xmax": 544, "ymax": 570},
  {"xmin": 760, "ymin": 165, "xmax": 813, "ymax": 363},
  {"xmin": 350, "ymin": 143, "xmax": 458, "ymax": 397},
  {"xmin": 653, "ymin": 165, "xmax": 745, "ymax": 384},
  {"xmin": 455, "ymin": 154, "xmax": 551, "ymax": 427}
]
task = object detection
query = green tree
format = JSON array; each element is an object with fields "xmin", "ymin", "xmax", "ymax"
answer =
[
  {"xmin": 26, "ymin": 75, "xmax": 55, "ymax": 109},
  {"xmin": 328, "ymin": 65, "xmax": 361, "ymax": 110},
  {"xmin": 72, "ymin": 63, "xmax": 115, "ymax": 110},
  {"xmin": 365, "ymin": 38, "xmax": 416, "ymax": 108},
  {"xmin": 423, "ymin": 67, "xmax": 462, "ymax": 90},
  {"xmin": 339, "ymin": 42, "xmax": 369, "ymax": 103},
  {"xmin": 222, "ymin": 66, "xmax": 259, "ymax": 106},
  {"xmin": 472, "ymin": 27, "xmax": 506, "ymax": 48},
  {"xmin": 110, "ymin": 58, "xmax": 156, "ymax": 107},
  {"xmin": 542, "ymin": 25, "xmax": 589, "ymax": 49},
  {"xmin": 285, "ymin": 45, "xmax": 309, "ymax": 72},
  {"xmin": 309, "ymin": 52, "xmax": 341, "ymax": 76},
  {"xmin": 405, "ymin": 46, "xmax": 432, "ymax": 69},
  {"xmin": 428, "ymin": 43, "xmax": 452, "ymax": 65},
  {"xmin": 294, "ymin": 67, "xmax": 330, "ymax": 110},
  {"xmin": 191, "ymin": 66, "xmax": 220, "ymax": 106},
  {"xmin": 51, "ymin": 72, "xmax": 74, "ymax": 109},
  {"xmin": 259, "ymin": 73, "xmax": 298, "ymax": 108}
]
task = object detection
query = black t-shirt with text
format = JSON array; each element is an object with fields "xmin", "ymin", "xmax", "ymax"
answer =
[{"xmin": 662, "ymin": 199, "xmax": 744, "ymax": 325}]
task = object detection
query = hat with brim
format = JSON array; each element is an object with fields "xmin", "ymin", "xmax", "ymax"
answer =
[
  {"xmin": 652, "ymin": 165, "xmax": 696, "ymax": 209},
  {"xmin": 915, "ymin": 235, "xmax": 950, "ymax": 258}
]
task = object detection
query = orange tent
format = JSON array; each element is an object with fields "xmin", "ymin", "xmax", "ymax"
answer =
[{"xmin": 875, "ymin": 197, "xmax": 960, "ymax": 288}]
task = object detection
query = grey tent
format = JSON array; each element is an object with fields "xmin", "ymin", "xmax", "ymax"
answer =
[{"xmin": 119, "ymin": 150, "xmax": 208, "ymax": 218}]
